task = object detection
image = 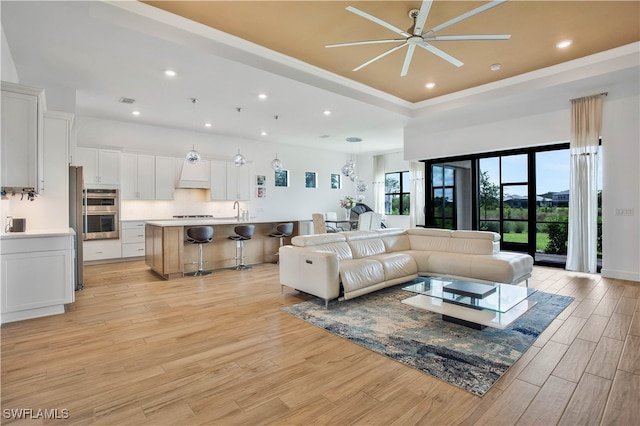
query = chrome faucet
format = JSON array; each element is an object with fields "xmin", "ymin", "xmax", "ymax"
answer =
[{"xmin": 233, "ymin": 200, "xmax": 240, "ymax": 221}]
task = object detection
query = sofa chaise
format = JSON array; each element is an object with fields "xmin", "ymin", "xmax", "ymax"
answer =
[{"xmin": 279, "ymin": 228, "xmax": 533, "ymax": 307}]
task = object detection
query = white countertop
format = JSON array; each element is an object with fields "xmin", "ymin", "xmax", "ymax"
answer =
[
  {"xmin": 145, "ymin": 218, "xmax": 305, "ymax": 227},
  {"xmin": 0, "ymin": 227, "xmax": 75, "ymax": 239}
]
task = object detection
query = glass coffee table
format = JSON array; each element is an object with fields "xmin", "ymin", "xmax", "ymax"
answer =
[{"xmin": 402, "ymin": 277, "xmax": 537, "ymax": 330}]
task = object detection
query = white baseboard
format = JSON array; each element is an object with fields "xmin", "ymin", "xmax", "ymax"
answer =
[{"xmin": 600, "ymin": 268, "xmax": 640, "ymax": 283}]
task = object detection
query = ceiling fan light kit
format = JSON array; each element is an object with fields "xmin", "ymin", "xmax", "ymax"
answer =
[{"xmin": 327, "ymin": 0, "xmax": 511, "ymax": 76}]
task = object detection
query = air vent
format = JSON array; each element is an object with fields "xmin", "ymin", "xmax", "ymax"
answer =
[
  {"xmin": 345, "ymin": 137, "xmax": 362, "ymax": 143},
  {"xmin": 118, "ymin": 97, "xmax": 136, "ymax": 104}
]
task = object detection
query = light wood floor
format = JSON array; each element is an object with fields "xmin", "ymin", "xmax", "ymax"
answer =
[{"xmin": 1, "ymin": 261, "xmax": 639, "ymax": 425}]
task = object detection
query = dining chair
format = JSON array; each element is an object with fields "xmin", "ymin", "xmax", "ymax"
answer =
[
  {"xmin": 370, "ymin": 212, "xmax": 383, "ymax": 229},
  {"xmin": 357, "ymin": 211, "xmax": 373, "ymax": 230}
]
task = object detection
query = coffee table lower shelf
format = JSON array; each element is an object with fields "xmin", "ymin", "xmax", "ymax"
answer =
[{"xmin": 401, "ymin": 294, "xmax": 537, "ymax": 330}]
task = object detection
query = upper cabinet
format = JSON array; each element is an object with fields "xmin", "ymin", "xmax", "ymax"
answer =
[
  {"xmin": 1, "ymin": 82, "xmax": 44, "ymax": 192},
  {"xmin": 76, "ymin": 147, "xmax": 120, "ymax": 186},
  {"xmin": 154, "ymin": 156, "xmax": 175, "ymax": 200},
  {"xmin": 121, "ymin": 153, "xmax": 155, "ymax": 200},
  {"xmin": 210, "ymin": 160, "xmax": 251, "ymax": 201},
  {"xmin": 210, "ymin": 160, "xmax": 227, "ymax": 201},
  {"xmin": 227, "ymin": 162, "xmax": 251, "ymax": 201}
]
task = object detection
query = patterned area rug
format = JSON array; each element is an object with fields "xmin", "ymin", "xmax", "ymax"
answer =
[{"xmin": 282, "ymin": 280, "xmax": 573, "ymax": 396}]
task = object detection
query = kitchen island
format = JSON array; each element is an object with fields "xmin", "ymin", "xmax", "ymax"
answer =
[{"xmin": 145, "ymin": 219, "xmax": 303, "ymax": 279}]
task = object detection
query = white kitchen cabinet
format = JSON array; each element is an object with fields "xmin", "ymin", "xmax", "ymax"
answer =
[
  {"xmin": 76, "ymin": 147, "xmax": 120, "ymax": 186},
  {"xmin": 83, "ymin": 239, "xmax": 122, "ymax": 261},
  {"xmin": 155, "ymin": 156, "xmax": 176, "ymax": 200},
  {"xmin": 1, "ymin": 82, "xmax": 44, "ymax": 191},
  {"xmin": 121, "ymin": 220, "xmax": 145, "ymax": 258},
  {"xmin": 210, "ymin": 160, "xmax": 227, "ymax": 201},
  {"xmin": 210, "ymin": 161, "xmax": 251, "ymax": 201},
  {"xmin": 0, "ymin": 231, "xmax": 74, "ymax": 324},
  {"xmin": 227, "ymin": 162, "xmax": 251, "ymax": 201},
  {"xmin": 121, "ymin": 153, "xmax": 155, "ymax": 200},
  {"xmin": 42, "ymin": 111, "xmax": 72, "ymax": 195}
]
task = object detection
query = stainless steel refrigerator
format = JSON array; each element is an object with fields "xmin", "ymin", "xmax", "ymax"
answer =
[{"xmin": 69, "ymin": 165, "xmax": 84, "ymax": 290}]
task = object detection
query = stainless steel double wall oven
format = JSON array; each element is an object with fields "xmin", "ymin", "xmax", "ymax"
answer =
[{"xmin": 83, "ymin": 188, "xmax": 119, "ymax": 240}]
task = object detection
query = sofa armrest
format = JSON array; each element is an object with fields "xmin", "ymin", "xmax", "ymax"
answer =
[{"xmin": 279, "ymin": 246, "xmax": 341, "ymax": 301}]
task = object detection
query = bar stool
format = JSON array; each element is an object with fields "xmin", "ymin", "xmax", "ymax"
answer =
[
  {"xmin": 229, "ymin": 225, "xmax": 255, "ymax": 270},
  {"xmin": 186, "ymin": 226, "xmax": 214, "ymax": 276},
  {"xmin": 268, "ymin": 222, "xmax": 293, "ymax": 262}
]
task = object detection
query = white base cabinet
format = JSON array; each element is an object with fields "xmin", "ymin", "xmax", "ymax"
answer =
[
  {"xmin": 83, "ymin": 239, "xmax": 122, "ymax": 261},
  {"xmin": 121, "ymin": 220, "xmax": 145, "ymax": 258},
  {"xmin": 1, "ymin": 232, "xmax": 74, "ymax": 324}
]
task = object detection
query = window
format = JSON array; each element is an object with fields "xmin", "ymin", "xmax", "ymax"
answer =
[
  {"xmin": 385, "ymin": 171, "xmax": 410, "ymax": 215},
  {"xmin": 424, "ymin": 141, "xmax": 603, "ymax": 270},
  {"xmin": 431, "ymin": 165, "xmax": 456, "ymax": 229}
]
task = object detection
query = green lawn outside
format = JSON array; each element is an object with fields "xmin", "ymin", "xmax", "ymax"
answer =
[{"xmin": 503, "ymin": 232, "xmax": 550, "ymax": 251}]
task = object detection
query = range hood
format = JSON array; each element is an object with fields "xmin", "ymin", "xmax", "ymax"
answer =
[{"xmin": 177, "ymin": 159, "xmax": 210, "ymax": 189}]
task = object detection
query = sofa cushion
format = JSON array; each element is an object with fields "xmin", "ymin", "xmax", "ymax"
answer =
[
  {"xmin": 292, "ymin": 233, "xmax": 346, "ymax": 247},
  {"xmin": 452, "ymin": 230, "xmax": 500, "ymax": 241},
  {"xmin": 426, "ymin": 252, "xmax": 473, "ymax": 278},
  {"xmin": 339, "ymin": 259, "xmax": 385, "ymax": 293},
  {"xmin": 369, "ymin": 253, "xmax": 417, "ymax": 281},
  {"xmin": 348, "ymin": 238, "xmax": 386, "ymax": 259},
  {"xmin": 470, "ymin": 252, "xmax": 534, "ymax": 284},
  {"xmin": 407, "ymin": 228, "xmax": 454, "ymax": 238},
  {"xmin": 380, "ymin": 234, "xmax": 412, "ymax": 253},
  {"xmin": 407, "ymin": 250, "xmax": 435, "ymax": 273},
  {"xmin": 408, "ymin": 233, "xmax": 495, "ymax": 255},
  {"xmin": 306, "ymin": 242, "xmax": 353, "ymax": 261}
]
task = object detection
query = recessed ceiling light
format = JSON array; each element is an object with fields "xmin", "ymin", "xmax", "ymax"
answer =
[
  {"xmin": 490, "ymin": 63, "xmax": 501, "ymax": 71},
  {"xmin": 132, "ymin": 110, "xmax": 140, "ymax": 116},
  {"xmin": 556, "ymin": 40, "xmax": 572, "ymax": 49},
  {"xmin": 425, "ymin": 82, "xmax": 436, "ymax": 89},
  {"xmin": 258, "ymin": 93, "xmax": 267, "ymax": 100},
  {"xmin": 164, "ymin": 69, "xmax": 176, "ymax": 77},
  {"xmin": 204, "ymin": 123, "xmax": 212, "ymax": 128},
  {"xmin": 261, "ymin": 131, "xmax": 267, "ymax": 136},
  {"xmin": 323, "ymin": 110, "xmax": 332, "ymax": 115}
]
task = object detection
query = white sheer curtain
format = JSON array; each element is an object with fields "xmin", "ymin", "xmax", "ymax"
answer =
[
  {"xmin": 409, "ymin": 161, "xmax": 425, "ymax": 228},
  {"xmin": 372, "ymin": 155, "xmax": 385, "ymax": 214},
  {"xmin": 566, "ymin": 94, "xmax": 603, "ymax": 273}
]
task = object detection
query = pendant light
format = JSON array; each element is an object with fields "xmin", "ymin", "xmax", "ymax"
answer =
[
  {"xmin": 271, "ymin": 115, "xmax": 283, "ymax": 171},
  {"xmin": 233, "ymin": 107, "xmax": 246, "ymax": 167},
  {"xmin": 233, "ymin": 149, "xmax": 246, "ymax": 167},
  {"xmin": 185, "ymin": 98, "xmax": 201, "ymax": 164}
]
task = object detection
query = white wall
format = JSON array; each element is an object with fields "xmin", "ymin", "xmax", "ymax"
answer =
[
  {"xmin": 76, "ymin": 117, "xmax": 368, "ymax": 222},
  {"xmin": 405, "ymin": 89, "xmax": 640, "ymax": 282},
  {"xmin": 0, "ymin": 26, "xmax": 18, "ymax": 83}
]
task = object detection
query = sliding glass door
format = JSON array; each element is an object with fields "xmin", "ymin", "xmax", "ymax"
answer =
[
  {"xmin": 479, "ymin": 154, "xmax": 529, "ymax": 252},
  {"xmin": 423, "ymin": 142, "xmax": 602, "ymax": 269}
]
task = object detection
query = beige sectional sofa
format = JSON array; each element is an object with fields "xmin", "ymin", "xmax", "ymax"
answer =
[{"xmin": 279, "ymin": 228, "xmax": 533, "ymax": 307}]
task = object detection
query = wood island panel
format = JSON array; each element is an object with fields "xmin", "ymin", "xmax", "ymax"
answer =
[{"xmin": 145, "ymin": 221, "xmax": 299, "ymax": 279}]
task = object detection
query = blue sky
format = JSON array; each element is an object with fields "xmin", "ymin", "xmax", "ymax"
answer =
[{"xmin": 479, "ymin": 149, "xmax": 602, "ymax": 197}]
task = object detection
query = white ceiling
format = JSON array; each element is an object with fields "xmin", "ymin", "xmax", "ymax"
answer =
[{"xmin": 1, "ymin": 1, "xmax": 638, "ymax": 156}]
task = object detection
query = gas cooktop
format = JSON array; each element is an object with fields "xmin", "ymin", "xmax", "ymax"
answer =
[{"xmin": 172, "ymin": 215, "xmax": 214, "ymax": 218}]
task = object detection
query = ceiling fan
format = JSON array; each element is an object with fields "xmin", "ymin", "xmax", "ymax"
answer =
[{"xmin": 326, "ymin": 0, "xmax": 511, "ymax": 76}]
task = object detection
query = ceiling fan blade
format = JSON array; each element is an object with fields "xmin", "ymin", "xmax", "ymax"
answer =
[
  {"xmin": 425, "ymin": 0, "xmax": 508, "ymax": 36},
  {"xmin": 424, "ymin": 34, "xmax": 511, "ymax": 42},
  {"xmin": 400, "ymin": 45, "xmax": 416, "ymax": 77},
  {"xmin": 353, "ymin": 43, "xmax": 408, "ymax": 72},
  {"xmin": 346, "ymin": 6, "xmax": 411, "ymax": 37},
  {"xmin": 412, "ymin": 0, "xmax": 433, "ymax": 35},
  {"xmin": 326, "ymin": 38, "xmax": 406, "ymax": 48},
  {"xmin": 418, "ymin": 42, "xmax": 464, "ymax": 67}
]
